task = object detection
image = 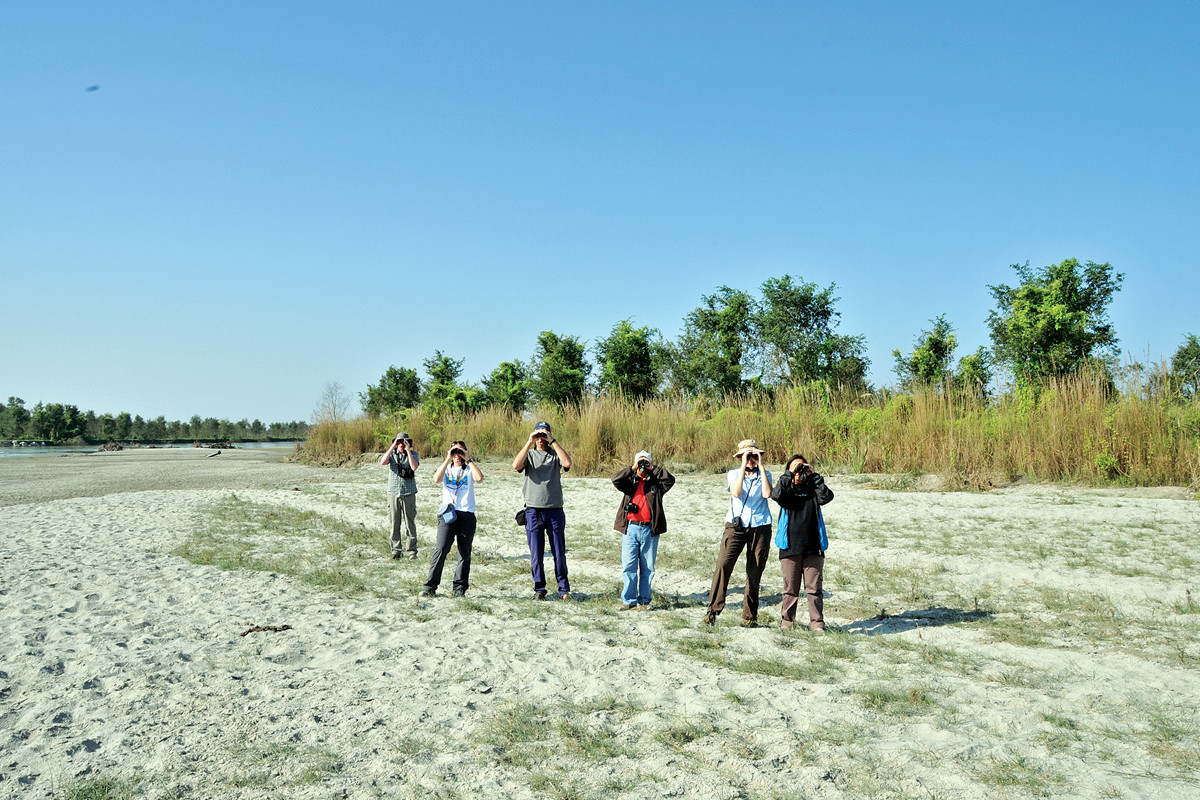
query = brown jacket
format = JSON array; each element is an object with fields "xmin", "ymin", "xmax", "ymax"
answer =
[{"xmin": 611, "ymin": 464, "xmax": 676, "ymax": 536}]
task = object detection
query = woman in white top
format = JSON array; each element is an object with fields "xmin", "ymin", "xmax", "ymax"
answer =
[{"xmin": 421, "ymin": 440, "xmax": 484, "ymax": 598}]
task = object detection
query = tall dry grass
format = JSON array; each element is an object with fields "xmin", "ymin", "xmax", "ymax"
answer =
[{"xmin": 298, "ymin": 375, "xmax": 1200, "ymax": 487}]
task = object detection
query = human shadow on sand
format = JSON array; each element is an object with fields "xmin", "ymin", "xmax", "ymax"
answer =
[{"xmin": 841, "ymin": 606, "xmax": 993, "ymax": 636}]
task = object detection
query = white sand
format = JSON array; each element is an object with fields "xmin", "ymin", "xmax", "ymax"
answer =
[{"xmin": 2, "ymin": 448, "xmax": 1198, "ymax": 798}]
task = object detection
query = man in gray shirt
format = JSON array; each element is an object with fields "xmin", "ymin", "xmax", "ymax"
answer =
[
  {"xmin": 512, "ymin": 421, "xmax": 572, "ymax": 599},
  {"xmin": 380, "ymin": 432, "xmax": 420, "ymax": 559}
]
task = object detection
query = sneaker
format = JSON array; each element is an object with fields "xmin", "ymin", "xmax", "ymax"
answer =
[
  {"xmin": 741, "ymin": 619, "xmax": 759, "ymax": 628},
  {"xmin": 452, "ymin": 589, "xmax": 466, "ymax": 598},
  {"xmin": 635, "ymin": 604, "xmax": 650, "ymax": 611},
  {"xmin": 701, "ymin": 612, "xmax": 717, "ymax": 626},
  {"xmin": 419, "ymin": 588, "xmax": 436, "ymax": 598},
  {"xmin": 534, "ymin": 590, "xmax": 547, "ymax": 601}
]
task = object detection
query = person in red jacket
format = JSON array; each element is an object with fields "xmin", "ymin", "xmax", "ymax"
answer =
[{"xmin": 611, "ymin": 449, "xmax": 676, "ymax": 610}]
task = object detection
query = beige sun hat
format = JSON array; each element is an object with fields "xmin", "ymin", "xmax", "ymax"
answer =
[{"xmin": 732, "ymin": 439, "xmax": 764, "ymax": 458}]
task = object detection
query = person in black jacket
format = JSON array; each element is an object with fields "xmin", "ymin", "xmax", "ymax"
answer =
[
  {"xmin": 611, "ymin": 449, "xmax": 676, "ymax": 610},
  {"xmin": 771, "ymin": 454, "xmax": 834, "ymax": 631}
]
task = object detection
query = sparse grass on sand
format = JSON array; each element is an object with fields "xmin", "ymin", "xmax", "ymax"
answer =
[{"xmin": 158, "ymin": 463, "xmax": 1200, "ymax": 798}]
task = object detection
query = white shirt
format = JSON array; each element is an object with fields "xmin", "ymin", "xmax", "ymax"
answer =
[{"xmin": 441, "ymin": 465, "xmax": 476, "ymax": 513}]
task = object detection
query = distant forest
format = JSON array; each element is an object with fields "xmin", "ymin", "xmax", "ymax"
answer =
[{"xmin": 0, "ymin": 397, "xmax": 308, "ymax": 443}]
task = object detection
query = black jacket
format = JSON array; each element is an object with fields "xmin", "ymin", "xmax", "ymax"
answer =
[
  {"xmin": 771, "ymin": 469, "xmax": 834, "ymax": 557},
  {"xmin": 611, "ymin": 465, "xmax": 676, "ymax": 536}
]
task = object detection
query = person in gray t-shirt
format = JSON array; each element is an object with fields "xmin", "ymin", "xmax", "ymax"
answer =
[
  {"xmin": 379, "ymin": 431, "xmax": 420, "ymax": 559},
  {"xmin": 512, "ymin": 421, "xmax": 572, "ymax": 599}
]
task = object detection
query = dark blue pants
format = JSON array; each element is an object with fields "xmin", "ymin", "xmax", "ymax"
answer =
[{"xmin": 525, "ymin": 507, "xmax": 569, "ymax": 595}]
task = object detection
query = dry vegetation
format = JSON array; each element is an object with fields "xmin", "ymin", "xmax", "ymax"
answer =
[{"xmin": 300, "ymin": 373, "xmax": 1200, "ymax": 489}]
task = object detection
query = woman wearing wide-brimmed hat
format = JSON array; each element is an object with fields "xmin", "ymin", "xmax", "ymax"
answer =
[{"xmin": 701, "ymin": 439, "xmax": 774, "ymax": 627}]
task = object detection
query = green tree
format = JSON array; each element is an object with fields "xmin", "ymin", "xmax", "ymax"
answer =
[
  {"xmin": 361, "ymin": 365, "xmax": 422, "ymax": 417},
  {"xmin": 29, "ymin": 403, "xmax": 85, "ymax": 442},
  {"xmin": 670, "ymin": 287, "xmax": 754, "ymax": 395},
  {"xmin": 422, "ymin": 351, "xmax": 464, "ymax": 392},
  {"xmin": 482, "ymin": 360, "xmax": 531, "ymax": 412},
  {"xmin": 987, "ymin": 259, "xmax": 1124, "ymax": 385},
  {"xmin": 421, "ymin": 351, "xmax": 482, "ymax": 417},
  {"xmin": 893, "ymin": 315, "xmax": 958, "ymax": 390},
  {"xmin": 114, "ymin": 412, "xmax": 133, "ymax": 440},
  {"xmin": 147, "ymin": 415, "xmax": 168, "ymax": 440},
  {"xmin": 0, "ymin": 397, "xmax": 31, "ymax": 439},
  {"xmin": 953, "ymin": 347, "xmax": 993, "ymax": 398},
  {"xmin": 1171, "ymin": 333, "xmax": 1200, "ymax": 398},
  {"xmin": 530, "ymin": 331, "xmax": 591, "ymax": 406},
  {"xmin": 595, "ymin": 319, "xmax": 662, "ymax": 401},
  {"xmin": 754, "ymin": 276, "xmax": 870, "ymax": 391}
]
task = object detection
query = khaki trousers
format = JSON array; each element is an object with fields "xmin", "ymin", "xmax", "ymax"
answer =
[
  {"xmin": 388, "ymin": 492, "xmax": 418, "ymax": 555},
  {"xmin": 706, "ymin": 523, "xmax": 772, "ymax": 621}
]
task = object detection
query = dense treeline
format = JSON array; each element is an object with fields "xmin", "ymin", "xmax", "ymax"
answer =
[
  {"xmin": 0, "ymin": 398, "xmax": 307, "ymax": 443},
  {"xmin": 302, "ymin": 259, "xmax": 1200, "ymax": 486},
  {"xmin": 355, "ymin": 261, "xmax": 1198, "ymax": 418}
]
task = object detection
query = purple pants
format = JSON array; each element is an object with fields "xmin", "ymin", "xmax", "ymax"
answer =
[{"xmin": 525, "ymin": 507, "xmax": 569, "ymax": 595}]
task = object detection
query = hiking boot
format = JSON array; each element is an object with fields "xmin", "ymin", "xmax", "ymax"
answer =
[
  {"xmin": 534, "ymin": 590, "xmax": 547, "ymax": 601},
  {"xmin": 701, "ymin": 612, "xmax": 717, "ymax": 626},
  {"xmin": 559, "ymin": 592, "xmax": 572, "ymax": 602},
  {"xmin": 390, "ymin": 552, "xmax": 402, "ymax": 560},
  {"xmin": 407, "ymin": 552, "xmax": 418, "ymax": 560},
  {"xmin": 741, "ymin": 619, "xmax": 760, "ymax": 629},
  {"xmin": 619, "ymin": 603, "xmax": 637, "ymax": 611},
  {"xmin": 418, "ymin": 587, "xmax": 436, "ymax": 598},
  {"xmin": 452, "ymin": 588, "xmax": 466, "ymax": 598}
]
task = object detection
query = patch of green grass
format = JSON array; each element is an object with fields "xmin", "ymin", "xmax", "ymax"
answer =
[
  {"xmin": 972, "ymin": 753, "xmax": 1065, "ymax": 797},
  {"xmin": 527, "ymin": 771, "xmax": 598, "ymax": 800},
  {"xmin": 854, "ymin": 682, "xmax": 938, "ymax": 716},
  {"xmin": 1143, "ymin": 704, "xmax": 1200, "ymax": 771},
  {"xmin": 807, "ymin": 719, "xmax": 871, "ymax": 748},
  {"xmin": 479, "ymin": 699, "xmax": 634, "ymax": 769},
  {"xmin": 480, "ymin": 702, "xmax": 555, "ymax": 767},
  {"xmin": 654, "ymin": 718, "xmax": 721, "ymax": 749},
  {"xmin": 983, "ymin": 615, "xmax": 1050, "ymax": 648},
  {"xmin": 1173, "ymin": 589, "xmax": 1199, "ymax": 614},
  {"xmin": 176, "ymin": 496, "xmax": 414, "ymax": 600},
  {"xmin": 60, "ymin": 775, "xmax": 138, "ymax": 800},
  {"xmin": 224, "ymin": 741, "xmax": 342, "ymax": 788}
]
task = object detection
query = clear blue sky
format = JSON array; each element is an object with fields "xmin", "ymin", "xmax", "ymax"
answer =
[{"xmin": 3, "ymin": 2, "xmax": 1197, "ymax": 423}]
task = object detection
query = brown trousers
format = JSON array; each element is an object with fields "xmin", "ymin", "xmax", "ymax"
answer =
[
  {"xmin": 780, "ymin": 554, "xmax": 824, "ymax": 629},
  {"xmin": 706, "ymin": 523, "xmax": 772, "ymax": 621}
]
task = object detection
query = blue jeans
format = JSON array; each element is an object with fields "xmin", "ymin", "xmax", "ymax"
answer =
[{"xmin": 621, "ymin": 523, "xmax": 658, "ymax": 606}]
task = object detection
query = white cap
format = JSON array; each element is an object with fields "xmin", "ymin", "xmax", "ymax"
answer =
[{"xmin": 635, "ymin": 450, "xmax": 652, "ymax": 463}]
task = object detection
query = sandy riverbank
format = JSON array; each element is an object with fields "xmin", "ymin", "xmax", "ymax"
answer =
[{"xmin": 2, "ymin": 448, "xmax": 1198, "ymax": 798}]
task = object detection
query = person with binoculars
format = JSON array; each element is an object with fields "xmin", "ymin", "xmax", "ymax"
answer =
[
  {"xmin": 421, "ymin": 440, "xmax": 484, "ymax": 598},
  {"xmin": 379, "ymin": 431, "xmax": 421, "ymax": 559},
  {"xmin": 771, "ymin": 454, "xmax": 834, "ymax": 631},
  {"xmin": 702, "ymin": 439, "xmax": 774, "ymax": 627},
  {"xmin": 611, "ymin": 449, "xmax": 676, "ymax": 610},
  {"xmin": 512, "ymin": 421, "xmax": 573, "ymax": 600}
]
